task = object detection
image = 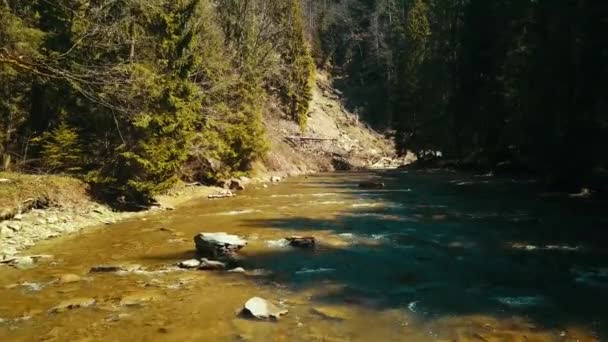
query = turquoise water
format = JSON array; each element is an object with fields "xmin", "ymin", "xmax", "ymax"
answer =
[{"xmin": 238, "ymin": 170, "xmax": 608, "ymax": 336}]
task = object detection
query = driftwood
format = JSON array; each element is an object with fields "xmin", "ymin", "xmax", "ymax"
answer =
[{"xmin": 286, "ymin": 136, "xmax": 338, "ymax": 143}]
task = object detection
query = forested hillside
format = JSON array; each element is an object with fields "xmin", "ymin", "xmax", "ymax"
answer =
[
  {"xmin": 0, "ymin": 0, "xmax": 314, "ymax": 204},
  {"xmin": 302, "ymin": 0, "xmax": 608, "ymax": 188},
  {"xmin": 2, "ymin": 0, "xmax": 607, "ymax": 206}
]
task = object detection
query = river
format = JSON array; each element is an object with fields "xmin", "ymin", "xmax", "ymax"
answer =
[{"xmin": 0, "ymin": 170, "xmax": 606, "ymax": 341}]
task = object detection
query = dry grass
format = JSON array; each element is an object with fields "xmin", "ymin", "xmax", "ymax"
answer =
[{"xmin": 0, "ymin": 172, "xmax": 91, "ymax": 213}]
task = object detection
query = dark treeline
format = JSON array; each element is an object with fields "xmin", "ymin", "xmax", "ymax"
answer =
[
  {"xmin": 2, "ymin": 0, "xmax": 607, "ymax": 205},
  {"xmin": 0, "ymin": 0, "xmax": 314, "ymax": 204},
  {"xmin": 303, "ymin": 0, "xmax": 608, "ymax": 188}
]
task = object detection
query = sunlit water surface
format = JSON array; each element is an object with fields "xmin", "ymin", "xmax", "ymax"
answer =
[{"xmin": 0, "ymin": 171, "xmax": 606, "ymax": 341}]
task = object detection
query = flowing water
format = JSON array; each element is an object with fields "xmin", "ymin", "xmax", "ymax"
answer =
[{"xmin": 0, "ymin": 170, "xmax": 606, "ymax": 341}]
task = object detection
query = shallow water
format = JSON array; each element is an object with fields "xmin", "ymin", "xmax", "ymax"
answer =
[{"xmin": 0, "ymin": 171, "xmax": 606, "ymax": 341}]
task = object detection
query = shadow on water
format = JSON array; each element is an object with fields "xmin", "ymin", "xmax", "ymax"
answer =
[
  {"xmin": 245, "ymin": 170, "xmax": 607, "ymax": 335},
  {"xmin": 155, "ymin": 170, "xmax": 608, "ymax": 336}
]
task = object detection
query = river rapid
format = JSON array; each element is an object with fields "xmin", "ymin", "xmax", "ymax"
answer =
[{"xmin": 0, "ymin": 170, "xmax": 606, "ymax": 341}]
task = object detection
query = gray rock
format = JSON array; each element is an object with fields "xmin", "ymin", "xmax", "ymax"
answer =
[
  {"xmin": 50, "ymin": 297, "xmax": 96, "ymax": 313},
  {"xmin": 230, "ymin": 179, "xmax": 246, "ymax": 191},
  {"xmin": 228, "ymin": 267, "xmax": 246, "ymax": 273},
  {"xmin": 178, "ymin": 259, "xmax": 201, "ymax": 269},
  {"xmin": 7, "ymin": 256, "xmax": 36, "ymax": 269},
  {"xmin": 193, "ymin": 232, "xmax": 246, "ymax": 258},
  {"xmin": 198, "ymin": 258, "xmax": 226, "ymax": 271},
  {"xmin": 286, "ymin": 236, "xmax": 316, "ymax": 248},
  {"xmin": 242, "ymin": 297, "xmax": 288, "ymax": 320},
  {"xmin": 208, "ymin": 190, "xmax": 234, "ymax": 199}
]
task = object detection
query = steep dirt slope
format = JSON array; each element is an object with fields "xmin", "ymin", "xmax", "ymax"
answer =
[{"xmin": 255, "ymin": 72, "xmax": 410, "ymax": 178}]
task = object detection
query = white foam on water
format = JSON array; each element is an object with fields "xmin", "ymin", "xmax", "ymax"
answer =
[
  {"xmin": 572, "ymin": 267, "xmax": 608, "ymax": 287},
  {"xmin": 270, "ymin": 194, "xmax": 302, "ymax": 198},
  {"xmin": 371, "ymin": 234, "xmax": 387, "ymax": 240},
  {"xmin": 338, "ymin": 233, "xmax": 355, "ymax": 239},
  {"xmin": 295, "ymin": 267, "xmax": 335, "ymax": 275},
  {"xmin": 266, "ymin": 239, "xmax": 290, "ymax": 248},
  {"xmin": 511, "ymin": 243, "xmax": 581, "ymax": 252},
  {"xmin": 354, "ymin": 189, "xmax": 413, "ymax": 193},
  {"xmin": 407, "ymin": 301, "xmax": 420, "ymax": 313},
  {"xmin": 351, "ymin": 203, "xmax": 381, "ymax": 208},
  {"xmin": 494, "ymin": 296, "xmax": 544, "ymax": 308},
  {"xmin": 310, "ymin": 201, "xmax": 346, "ymax": 205},
  {"xmin": 310, "ymin": 193, "xmax": 336, "ymax": 197},
  {"xmin": 216, "ymin": 209, "xmax": 261, "ymax": 216}
]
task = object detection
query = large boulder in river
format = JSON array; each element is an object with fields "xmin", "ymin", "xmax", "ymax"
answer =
[
  {"xmin": 194, "ymin": 232, "xmax": 247, "ymax": 258},
  {"xmin": 242, "ymin": 297, "xmax": 288, "ymax": 320},
  {"xmin": 286, "ymin": 236, "xmax": 316, "ymax": 248}
]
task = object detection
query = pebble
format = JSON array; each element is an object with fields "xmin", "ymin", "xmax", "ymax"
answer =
[
  {"xmin": 7, "ymin": 223, "xmax": 21, "ymax": 232},
  {"xmin": 178, "ymin": 259, "xmax": 201, "ymax": 269}
]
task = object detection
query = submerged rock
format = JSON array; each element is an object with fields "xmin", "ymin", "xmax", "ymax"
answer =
[
  {"xmin": 358, "ymin": 182, "xmax": 385, "ymax": 189},
  {"xmin": 57, "ymin": 274, "xmax": 81, "ymax": 284},
  {"xmin": 90, "ymin": 265, "xmax": 124, "ymax": 273},
  {"xmin": 286, "ymin": 236, "xmax": 316, "ymax": 248},
  {"xmin": 89, "ymin": 264, "xmax": 141, "ymax": 273},
  {"xmin": 242, "ymin": 297, "xmax": 288, "ymax": 320},
  {"xmin": 50, "ymin": 297, "xmax": 96, "ymax": 313},
  {"xmin": 193, "ymin": 232, "xmax": 247, "ymax": 258},
  {"xmin": 310, "ymin": 307, "xmax": 349, "ymax": 321},
  {"xmin": 119, "ymin": 292, "xmax": 159, "ymax": 307}
]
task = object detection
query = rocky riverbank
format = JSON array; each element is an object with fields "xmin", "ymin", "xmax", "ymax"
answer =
[{"xmin": 0, "ymin": 175, "xmax": 288, "ymax": 266}]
